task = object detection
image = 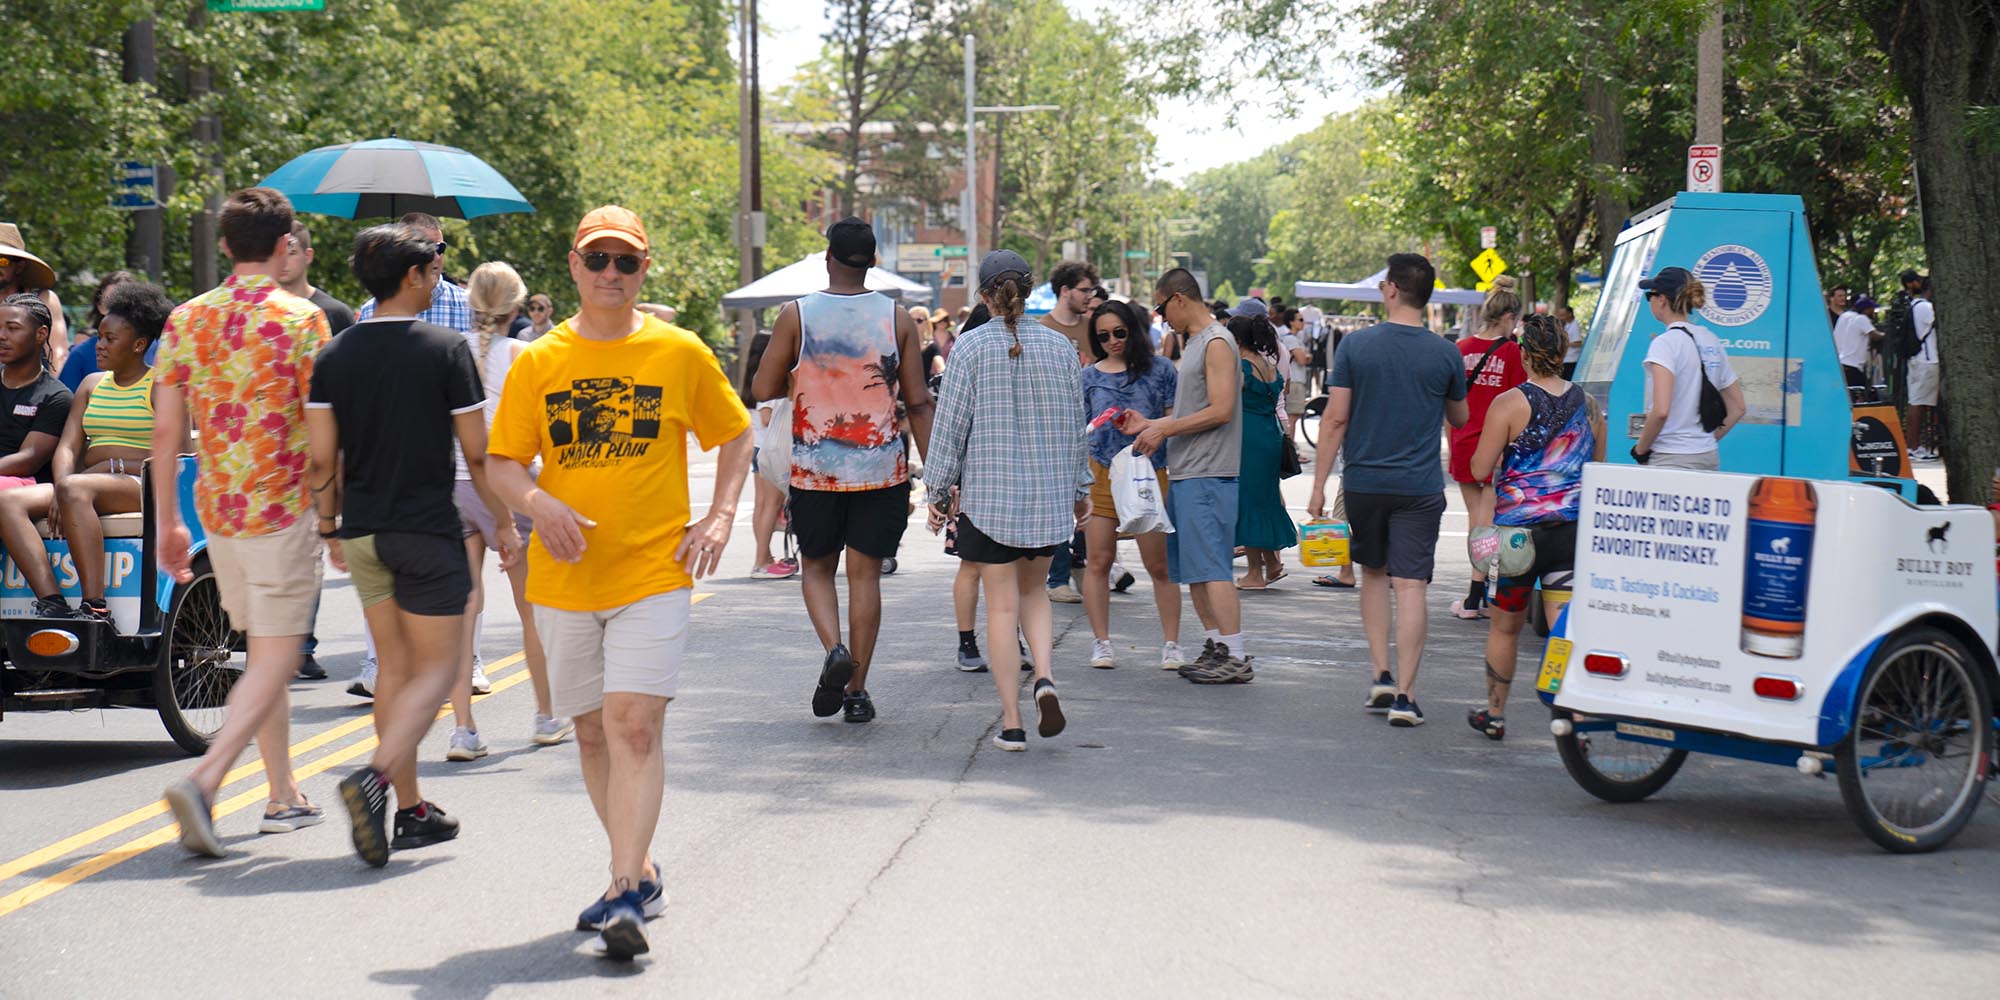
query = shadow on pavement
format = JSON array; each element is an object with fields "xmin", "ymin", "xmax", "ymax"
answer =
[{"xmin": 370, "ymin": 929, "xmax": 647, "ymax": 997}]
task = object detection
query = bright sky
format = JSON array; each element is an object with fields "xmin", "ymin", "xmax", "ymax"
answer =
[{"xmin": 758, "ymin": 3, "xmax": 1372, "ymax": 181}]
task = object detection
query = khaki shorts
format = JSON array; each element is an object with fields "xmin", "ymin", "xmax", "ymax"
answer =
[
  {"xmin": 1907, "ymin": 360, "xmax": 1940, "ymax": 406},
  {"xmin": 1089, "ymin": 458, "xmax": 1170, "ymax": 522},
  {"xmin": 533, "ymin": 589, "xmax": 691, "ymax": 718},
  {"xmin": 206, "ymin": 517, "xmax": 323, "ymax": 637}
]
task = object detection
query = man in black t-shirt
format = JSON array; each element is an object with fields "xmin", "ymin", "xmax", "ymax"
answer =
[
  {"xmin": 0, "ymin": 294, "xmax": 75, "ymax": 618},
  {"xmin": 309, "ymin": 224, "xmax": 516, "ymax": 868},
  {"xmin": 278, "ymin": 220, "xmax": 355, "ymax": 335}
]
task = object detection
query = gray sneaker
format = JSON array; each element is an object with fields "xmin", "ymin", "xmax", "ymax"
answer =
[
  {"xmin": 1047, "ymin": 584, "xmax": 1082, "ymax": 604},
  {"xmin": 164, "ymin": 778, "xmax": 224, "ymax": 858},
  {"xmin": 445, "ymin": 726, "xmax": 489, "ymax": 761},
  {"xmin": 1187, "ymin": 648, "xmax": 1255, "ymax": 685},
  {"xmin": 1177, "ymin": 639, "xmax": 1219, "ymax": 678},
  {"xmin": 532, "ymin": 714, "xmax": 574, "ymax": 746}
]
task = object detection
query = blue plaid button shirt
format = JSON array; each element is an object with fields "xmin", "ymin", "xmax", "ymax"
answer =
[
  {"xmin": 357, "ymin": 277, "xmax": 472, "ymax": 332},
  {"xmin": 923, "ymin": 317, "xmax": 1091, "ymax": 549}
]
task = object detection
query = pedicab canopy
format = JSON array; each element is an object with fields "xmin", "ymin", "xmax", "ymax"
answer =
[{"xmin": 1294, "ymin": 268, "xmax": 1488, "ymax": 307}]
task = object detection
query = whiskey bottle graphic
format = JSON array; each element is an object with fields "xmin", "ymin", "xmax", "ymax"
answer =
[{"xmin": 1741, "ymin": 477, "xmax": 1816, "ymax": 658}]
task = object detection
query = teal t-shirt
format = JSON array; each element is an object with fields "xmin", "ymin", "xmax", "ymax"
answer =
[{"xmin": 1330, "ymin": 321, "xmax": 1467, "ymax": 495}]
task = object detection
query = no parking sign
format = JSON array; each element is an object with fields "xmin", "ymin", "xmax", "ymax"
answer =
[{"xmin": 1687, "ymin": 145, "xmax": 1722, "ymax": 193}]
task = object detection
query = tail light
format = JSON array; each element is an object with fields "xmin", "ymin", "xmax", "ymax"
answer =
[
  {"xmin": 1583, "ymin": 653, "xmax": 1628, "ymax": 678},
  {"xmin": 1753, "ymin": 675, "xmax": 1804, "ymax": 701}
]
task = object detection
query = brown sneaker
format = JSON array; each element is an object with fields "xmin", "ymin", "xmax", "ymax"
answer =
[{"xmin": 1187, "ymin": 649, "xmax": 1255, "ymax": 685}]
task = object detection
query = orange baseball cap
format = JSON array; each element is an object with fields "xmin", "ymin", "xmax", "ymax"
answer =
[{"xmin": 574, "ymin": 205, "xmax": 649, "ymax": 253}]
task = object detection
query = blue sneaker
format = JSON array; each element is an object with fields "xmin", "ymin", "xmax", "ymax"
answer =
[
  {"xmin": 594, "ymin": 890, "xmax": 650, "ymax": 960},
  {"xmin": 577, "ymin": 874, "xmax": 665, "ymax": 931}
]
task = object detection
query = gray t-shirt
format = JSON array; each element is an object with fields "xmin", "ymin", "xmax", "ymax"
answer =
[
  {"xmin": 1331, "ymin": 321, "xmax": 1466, "ymax": 495},
  {"xmin": 1168, "ymin": 322, "xmax": 1243, "ymax": 480}
]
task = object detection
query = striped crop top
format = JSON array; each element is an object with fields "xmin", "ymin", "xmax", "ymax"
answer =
[{"xmin": 82, "ymin": 368, "xmax": 155, "ymax": 451}]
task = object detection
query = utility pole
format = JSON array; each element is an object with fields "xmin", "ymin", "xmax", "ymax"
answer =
[
  {"xmin": 187, "ymin": 5, "xmax": 221, "ymax": 293},
  {"xmin": 122, "ymin": 20, "xmax": 162, "ymax": 283},
  {"xmin": 735, "ymin": 0, "xmax": 764, "ymax": 384},
  {"xmin": 1695, "ymin": 1, "xmax": 1724, "ymax": 149},
  {"xmin": 961, "ymin": 33, "xmax": 1057, "ymax": 282}
]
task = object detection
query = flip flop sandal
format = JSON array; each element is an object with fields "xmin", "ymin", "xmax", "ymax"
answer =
[{"xmin": 1312, "ymin": 575, "xmax": 1355, "ymax": 588}]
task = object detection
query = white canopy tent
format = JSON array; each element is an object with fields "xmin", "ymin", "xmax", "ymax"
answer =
[
  {"xmin": 1294, "ymin": 268, "xmax": 1488, "ymax": 307},
  {"xmin": 721, "ymin": 253, "xmax": 935, "ymax": 310}
]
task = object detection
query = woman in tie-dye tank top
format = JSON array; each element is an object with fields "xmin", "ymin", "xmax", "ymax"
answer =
[{"xmin": 1463, "ymin": 314, "xmax": 1606, "ymax": 742}]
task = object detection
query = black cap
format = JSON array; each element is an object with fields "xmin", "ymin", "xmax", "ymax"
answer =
[
  {"xmin": 978, "ymin": 249, "xmax": 1031, "ymax": 290},
  {"xmin": 827, "ymin": 217, "xmax": 876, "ymax": 269},
  {"xmin": 1637, "ymin": 266, "xmax": 1691, "ymax": 300},
  {"xmin": 1900, "ymin": 268, "xmax": 1922, "ymax": 286}
]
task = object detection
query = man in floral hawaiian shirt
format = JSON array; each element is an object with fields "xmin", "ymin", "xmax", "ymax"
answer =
[{"xmin": 154, "ymin": 187, "xmax": 334, "ymax": 857}]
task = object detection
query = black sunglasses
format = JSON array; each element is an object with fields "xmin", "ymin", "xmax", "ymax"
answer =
[
  {"xmin": 580, "ymin": 251, "xmax": 644, "ymax": 275},
  {"xmin": 435, "ymin": 241, "xmax": 448, "ymax": 256},
  {"xmin": 1153, "ymin": 292, "xmax": 1178, "ymax": 318},
  {"xmin": 1096, "ymin": 326, "xmax": 1129, "ymax": 341}
]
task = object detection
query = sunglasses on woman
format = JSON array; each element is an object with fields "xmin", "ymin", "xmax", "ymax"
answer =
[
  {"xmin": 580, "ymin": 251, "xmax": 645, "ymax": 275},
  {"xmin": 1096, "ymin": 327, "xmax": 1129, "ymax": 341}
]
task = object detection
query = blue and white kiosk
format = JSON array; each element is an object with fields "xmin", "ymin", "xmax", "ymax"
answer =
[{"xmin": 1543, "ymin": 192, "xmax": 1997, "ymax": 853}]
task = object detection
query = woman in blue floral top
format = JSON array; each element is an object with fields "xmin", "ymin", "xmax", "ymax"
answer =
[{"xmin": 1078, "ymin": 299, "xmax": 1185, "ymax": 671}]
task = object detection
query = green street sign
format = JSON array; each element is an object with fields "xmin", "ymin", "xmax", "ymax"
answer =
[
  {"xmin": 1124, "ymin": 249, "xmax": 1150, "ymax": 260},
  {"xmin": 935, "ymin": 245, "xmax": 968, "ymax": 258},
  {"xmin": 208, "ymin": 0, "xmax": 325, "ymax": 11}
]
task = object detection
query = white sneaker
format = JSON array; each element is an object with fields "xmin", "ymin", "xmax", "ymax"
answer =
[
  {"xmin": 470, "ymin": 656, "xmax": 492, "ymax": 695},
  {"xmin": 1110, "ymin": 562, "xmax": 1136, "ymax": 593},
  {"xmin": 346, "ymin": 658, "xmax": 376, "ymax": 698},
  {"xmin": 446, "ymin": 726, "xmax": 489, "ymax": 761},
  {"xmin": 1161, "ymin": 641, "xmax": 1186, "ymax": 669},
  {"xmin": 532, "ymin": 714, "xmax": 574, "ymax": 746},
  {"xmin": 1089, "ymin": 638, "xmax": 1115, "ymax": 669}
]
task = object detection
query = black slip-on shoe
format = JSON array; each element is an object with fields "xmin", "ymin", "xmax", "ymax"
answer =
[{"xmin": 813, "ymin": 644, "xmax": 855, "ymax": 718}]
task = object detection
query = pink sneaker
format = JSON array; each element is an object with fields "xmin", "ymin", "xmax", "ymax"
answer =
[{"xmin": 750, "ymin": 561, "xmax": 797, "ymax": 580}]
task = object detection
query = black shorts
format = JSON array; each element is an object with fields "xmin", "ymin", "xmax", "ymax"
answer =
[
  {"xmin": 1345, "ymin": 490, "xmax": 1447, "ymax": 582},
  {"xmin": 953, "ymin": 515, "xmax": 1058, "ymax": 565},
  {"xmin": 345, "ymin": 531, "xmax": 472, "ymax": 617},
  {"xmin": 1489, "ymin": 521, "xmax": 1579, "ymax": 613},
  {"xmin": 787, "ymin": 481, "xmax": 911, "ymax": 560}
]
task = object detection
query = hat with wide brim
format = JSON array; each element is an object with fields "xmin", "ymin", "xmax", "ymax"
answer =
[{"xmin": 0, "ymin": 224, "xmax": 56, "ymax": 290}]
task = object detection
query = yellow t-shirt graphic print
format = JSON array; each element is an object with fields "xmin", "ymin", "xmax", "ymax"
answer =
[{"xmin": 489, "ymin": 316, "xmax": 750, "ymax": 611}]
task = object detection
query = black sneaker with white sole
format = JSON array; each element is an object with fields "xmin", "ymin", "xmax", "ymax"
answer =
[
  {"xmin": 1033, "ymin": 678, "xmax": 1066, "ymax": 738},
  {"xmin": 812, "ymin": 644, "xmax": 855, "ymax": 717},
  {"xmin": 1365, "ymin": 672, "xmax": 1396, "ymax": 712},
  {"xmin": 1178, "ymin": 639, "xmax": 1220, "ymax": 678},
  {"xmin": 993, "ymin": 728, "xmax": 1027, "ymax": 751},
  {"xmin": 1387, "ymin": 694, "xmax": 1425, "ymax": 727},
  {"xmin": 1467, "ymin": 708, "xmax": 1505, "ymax": 740}
]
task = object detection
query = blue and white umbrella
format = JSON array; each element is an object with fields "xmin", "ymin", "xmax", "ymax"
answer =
[{"xmin": 258, "ymin": 137, "xmax": 533, "ymax": 220}]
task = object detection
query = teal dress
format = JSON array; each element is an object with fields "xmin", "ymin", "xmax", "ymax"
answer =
[{"xmin": 1236, "ymin": 357, "xmax": 1298, "ymax": 550}]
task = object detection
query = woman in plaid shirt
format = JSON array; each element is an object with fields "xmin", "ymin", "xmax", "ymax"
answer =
[{"xmin": 923, "ymin": 251, "xmax": 1092, "ymax": 752}]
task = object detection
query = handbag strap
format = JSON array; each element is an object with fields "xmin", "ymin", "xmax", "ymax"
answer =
[
  {"xmin": 1469, "ymin": 336, "xmax": 1508, "ymax": 383},
  {"xmin": 1671, "ymin": 325, "xmax": 1717, "ymax": 388}
]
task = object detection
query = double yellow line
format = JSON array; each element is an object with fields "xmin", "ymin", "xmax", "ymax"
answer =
[{"xmin": 0, "ymin": 651, "xmax": 533, "ymax": 919}]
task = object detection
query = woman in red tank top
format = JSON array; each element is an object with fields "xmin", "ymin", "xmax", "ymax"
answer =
[{"xmin": 1447, "ymin": 275, "xmax": 1526, "ymax": 619}]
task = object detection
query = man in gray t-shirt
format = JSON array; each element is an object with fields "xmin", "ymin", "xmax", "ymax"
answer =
[
  {"xmin": 1121, "ymin": 268, "xmax": 1249, "ymax": 683},
  {"xmin": 1308, "ymin": 254, "xmax": 1469, "ymax": 729}
]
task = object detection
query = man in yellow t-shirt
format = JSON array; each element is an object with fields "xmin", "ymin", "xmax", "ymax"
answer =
[{"xmin": 487, "ymin": 205, "xmax": 751, "ymax": 960}]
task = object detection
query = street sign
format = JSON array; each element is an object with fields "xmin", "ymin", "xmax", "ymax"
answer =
[
  {"xmin": 1480, "ymin": 226, "xmax": 1497, "ymax": 250},
  {"xmin": 113, "ymin": 162, "xmax": 158, "ymax": 210},
  {"xmin": 1124, "ymin": 249, "xmax": 1150, "ymax": 260},
  {"xmin": 941, "ymin": 258, "xmax": 967, "ymax": 286},
  {"xmin": 897, "ymin": 243, "xmax": 943, "ymax": 274},
  {"xmin": 936, "ymin": 245, "xmax": 968, "ymax": 259},
  {"xmin": 1687, "ymin": 144, "xmax": 1722, "ymax": 193},
  {"xmin": 207, "ymin": 0, "xmax": 325, "ymax": 9},
  {"xmin": 1470, "ymin": 247, "xmax": 1508, "ymax": 284}
]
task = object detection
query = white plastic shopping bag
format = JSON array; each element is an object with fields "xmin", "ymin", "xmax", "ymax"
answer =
[
  {"xmin": 757, "ymin": 398, "xmax": 793, "ymax": 494},
  {"xmin": 1110, "ymin": 445, "xmax": 1173, "ymax": 535}
]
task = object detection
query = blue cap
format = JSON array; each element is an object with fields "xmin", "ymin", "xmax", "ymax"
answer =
[
  {"xmin": 977, "ymin": 249, "xmax": 1031, "ymax": 290},
  {"xmin": 1229, "ymin": 297, "xmax": 1269, "ymax": 319},
  {"xmin": 1637, "ymin": 266, "xmax": 1692, "ymax": 299}
]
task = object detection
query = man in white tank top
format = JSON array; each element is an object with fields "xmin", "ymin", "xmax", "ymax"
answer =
[{"xmin": 753, "ymin": 218, "xmax": 935, "ymax": 724}]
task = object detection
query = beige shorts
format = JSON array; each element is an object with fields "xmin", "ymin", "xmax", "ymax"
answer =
[
  {"xmin": 1907, "ymin": 360, "xmax": 1939, "ymax": 406},
  {"xmin": 206, "ymin": 517, "xmax": 323, "ymax": 637},
  {"xmin": 533, "ymin": 589, "xmax": 690, "ymax": 717}
]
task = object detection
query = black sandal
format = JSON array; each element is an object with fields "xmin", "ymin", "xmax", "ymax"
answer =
[{"xmin": 1466, "ymin": 708, "xmax": 1505, "ymax": 741}]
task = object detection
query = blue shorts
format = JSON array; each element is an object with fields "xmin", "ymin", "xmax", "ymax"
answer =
[{"xmin": 1164, "ymin": 476, "xmax": 1238, "ymax": 584}]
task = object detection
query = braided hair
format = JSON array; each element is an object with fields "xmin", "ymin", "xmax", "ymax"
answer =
[{"xmin": 986, "ymin": 276, "xmax": 1027, "ymax": 358}]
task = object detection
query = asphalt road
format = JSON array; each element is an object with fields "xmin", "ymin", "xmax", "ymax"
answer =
[{"xmin": 0, "ymin": 445, "xmax": 1993, "ymax": 998}]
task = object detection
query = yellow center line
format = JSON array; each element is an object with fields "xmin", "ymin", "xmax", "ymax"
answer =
[{"xmin": 0, "ymin": 651, "xmax": 526, "ymax": 887}]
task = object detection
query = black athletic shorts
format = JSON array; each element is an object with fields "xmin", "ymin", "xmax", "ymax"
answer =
[
  {"xmin": 787, "ymin": 481, "xmax": 911, "ymax": 560},
  {"xmin": 952, "ymin": 514, "xmax": 1058, "ymax": 565},
  {"xmin": 1345, "ymin": 489, "xmax": 1447, "ymax": 582},
  {"xmin": 344, "ymin": 531, "xmax": 472, "ymax": 617}
]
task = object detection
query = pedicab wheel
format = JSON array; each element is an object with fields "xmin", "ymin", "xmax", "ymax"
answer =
[
  {"xmin": 1553, "ymin": 710, "xmax": 1688, "ymax": 803},
  {"xmin": 1834, "ymin": 626, "xmax": 1993, "ymax": 854},
  {"xmin": 152, "ymin": 556, "xmax": 241, "ymax": 756}
]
